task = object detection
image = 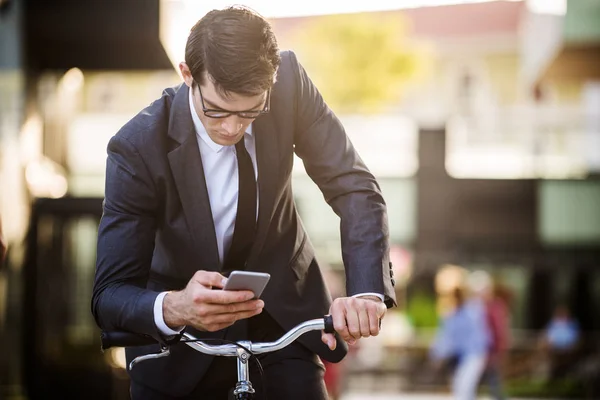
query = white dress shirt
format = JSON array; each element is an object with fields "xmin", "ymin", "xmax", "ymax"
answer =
[{"xmin": 153, "ymin": 89, "xmax": 383, "ymax": 336}]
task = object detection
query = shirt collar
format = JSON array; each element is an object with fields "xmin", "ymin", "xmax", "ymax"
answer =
[{"xmin": 188, "ymin": 87, "xmax": 253, "ymax": 153}]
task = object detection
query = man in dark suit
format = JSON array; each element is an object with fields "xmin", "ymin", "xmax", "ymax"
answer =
[{"xmin": 92, "ymin": 6, "xmax": 396, "ymax": 399}]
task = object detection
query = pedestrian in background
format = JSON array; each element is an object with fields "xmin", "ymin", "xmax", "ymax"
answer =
[
  {"xmin": 542, "ymin": 305, "xmax": 581, "ymax": 381},
  {"xmin": 480, "ymin": 275, "xmax": 511, "ymax": 400},
  {"xmin": 430, "ymin": 276, "xmax": 491, "ymax": 400}
]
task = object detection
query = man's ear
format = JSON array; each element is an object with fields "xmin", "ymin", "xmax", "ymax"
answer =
[{"xmin": 179, "ymin": 62, "xmax": 194, "ymax": 88}]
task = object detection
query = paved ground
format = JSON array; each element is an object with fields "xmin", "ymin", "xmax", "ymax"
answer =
[
  {"xmin": 341, "ymin": 395, "xmax": 453, "ymax": 400},
  {"xmin": 340, "ymin": 393, "xmax": 549, "ymax": 400}
]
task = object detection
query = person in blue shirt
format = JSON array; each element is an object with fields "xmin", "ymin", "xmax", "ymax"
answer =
[
  {"xmin": 545, "ymin": 305, "xmax": 580, "ymax": 351},
  {"xmin": 542, "ymin": 305, "xmax": 581, "ymax": 381},
  {"xmin": 430, "ymin": 285, "xmax": 491, "ymax": 400}
]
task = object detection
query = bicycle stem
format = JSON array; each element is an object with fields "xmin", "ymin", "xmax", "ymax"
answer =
[{"xmin": 234, "ymin": 342, "xmax": 255, "ymax": 396}]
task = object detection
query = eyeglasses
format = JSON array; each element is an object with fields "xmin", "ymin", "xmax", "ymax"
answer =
[{"xmin": 197, "ymin": 85, "xmax": 270, "ymax": 119}]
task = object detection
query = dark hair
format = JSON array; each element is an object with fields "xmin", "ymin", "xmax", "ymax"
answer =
[{"xmin": 184, "ymin": 6, "xmax": 281, "ymax": 97}]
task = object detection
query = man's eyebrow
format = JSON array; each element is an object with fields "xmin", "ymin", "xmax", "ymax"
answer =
[{"xmin": 204, "ymin": 95, "xmax": 266, "ymax": 111}]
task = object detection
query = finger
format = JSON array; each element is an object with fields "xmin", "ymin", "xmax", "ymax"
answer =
[
  {"xmin": 201, "ymin": 288, "xmax": 256, "ymax": 304},
  {"xmin": 200, "ymin": 299, "xmax": 264, "ymax": 315},
  {"xmin": 364, "ymin": 300, "xmax": 384, "ymax": 335},
  {"xmin": 358, "ymin": 307, "xmax": 371, "ymax": 338},
  {"xmin": 191, "ymin": 270, "xmax": 228, "ymax": 289},
  {"xmin": 368, "ymin": 307, "xmax": 380, "ymax": 336},
  {"xmin": 345, "ymin": 306, "xmax": 361, "ymax": 341},
  {"xmin": 331, "ymin": 303, "xmax": 351, "ymax": 343},
  {"xmin": 321, "ymin": 332, "xmax": 337, "ymax": 351}
]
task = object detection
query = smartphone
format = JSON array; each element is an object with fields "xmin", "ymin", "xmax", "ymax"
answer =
[{"xmin": 223, "ymin": 270, "xmax": 271, "ymax": 299}]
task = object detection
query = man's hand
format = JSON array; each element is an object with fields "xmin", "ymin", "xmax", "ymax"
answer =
[
  {"xmin": 321, "ymin": 295, "xmax": 386, "ymax": 350},
  {"xmin": 163, "ymin": 270, "xmax": 264, "ymax": 332}
]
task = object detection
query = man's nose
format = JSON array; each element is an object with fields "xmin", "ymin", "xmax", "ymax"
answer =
[{"xmin": 221, "ymin": 115, "xmax": 243, "ymax": 136}]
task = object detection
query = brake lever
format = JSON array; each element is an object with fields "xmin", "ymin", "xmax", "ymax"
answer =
[{"xmin": 129, "ymin": 346, "xmax": 171, "ymax": 370}]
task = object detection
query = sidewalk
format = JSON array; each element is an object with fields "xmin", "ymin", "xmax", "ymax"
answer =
[
  {"xmin": 341, "ymin": 393, "xmax": 548, "ymax": 400},
  {"xmin": 342, "ymin": 394, "xmax": 451, "ymax": 400}
]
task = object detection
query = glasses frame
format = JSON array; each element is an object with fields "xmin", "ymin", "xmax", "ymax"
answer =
[{"xmin": 196, "ymin": 84, "xmax": 270, "ymax": 119}]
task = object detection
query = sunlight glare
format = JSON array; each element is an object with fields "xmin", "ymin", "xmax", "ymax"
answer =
[{"xmin": 160, "ymin": 0, "xmax": 524, "ymax": 71}]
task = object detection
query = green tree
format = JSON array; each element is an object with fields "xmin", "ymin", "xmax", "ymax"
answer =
[{"xmin": 290, "ymin": 13, "xmax": 426, "ymax": 114}]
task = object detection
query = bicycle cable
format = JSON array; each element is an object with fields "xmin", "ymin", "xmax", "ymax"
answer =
[{"xmin": 180, "ymin": 337, "xmax": 268, "ymax": 400}]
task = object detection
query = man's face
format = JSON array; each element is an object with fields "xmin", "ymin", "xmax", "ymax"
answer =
[{"xmin": 180, "ymin": 63, "xmax": 268, "ymax": 146}]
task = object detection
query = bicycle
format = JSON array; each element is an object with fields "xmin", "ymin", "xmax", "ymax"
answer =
[{"xmin": 100, "ymin": 315, "xmax": 336, "ymax": 399}]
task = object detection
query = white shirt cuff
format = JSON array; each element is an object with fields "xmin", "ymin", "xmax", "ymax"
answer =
[
  {"xmin": 154, "ymin": 291, "xmax": 184, "ymax": 336},
  {"xmin": 352, "ymin": 292, "xmax": 385, "ymax": 302}
]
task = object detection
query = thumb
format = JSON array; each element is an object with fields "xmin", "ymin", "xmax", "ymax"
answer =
[
  {"xmin": 191, "ymin": 270, "xmax": 227, "ymax": 289},
  {"xmin": 321, "ymin": 332, "xmax": 337, "ymax": 351}
]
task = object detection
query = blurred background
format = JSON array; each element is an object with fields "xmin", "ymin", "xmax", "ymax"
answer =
[{"xmin": 0, "ymin": 0, "xmax": 599, "ymax": 399}]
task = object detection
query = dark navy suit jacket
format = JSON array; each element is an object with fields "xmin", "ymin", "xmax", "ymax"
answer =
[{"xmin": 91, "ymin": 50, "xmax": 396, "ymax": 395}]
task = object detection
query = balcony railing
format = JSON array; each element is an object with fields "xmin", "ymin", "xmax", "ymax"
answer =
[{"xmin": 446, "ymin": 104, "xmax": 600, "ymax": 179}]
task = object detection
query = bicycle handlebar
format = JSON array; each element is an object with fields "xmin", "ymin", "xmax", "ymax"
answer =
[
  {"xmin": 101, "ymin": 331, "xmax": 160, "ymax": 349},
  {"xmin": 100, "ymin": 315, "xmax": 335, "ymax": 354}
]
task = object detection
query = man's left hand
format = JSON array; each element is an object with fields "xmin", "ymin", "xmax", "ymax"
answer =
[{"xmin": 321, "ymin": 295, "xmax": 386, "ymax": 350}]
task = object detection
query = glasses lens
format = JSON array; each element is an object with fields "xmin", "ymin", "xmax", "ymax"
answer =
[
  {"xmin": 204, "ymin": 111, "xmax": 231, "ymax": 118},
  {"xmin": 203, "ymin": 110, "xmax": 265, "ymax": 119},
  {"xmin": 238, "ymin": 111, "xmax": 262, "ymax": 119}
]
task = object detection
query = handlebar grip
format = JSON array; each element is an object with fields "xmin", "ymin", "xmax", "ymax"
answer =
[
  {"xmin": 101, "ymin": 331, "xmax": 158, "ymax": 350},
  {"xmin": 323, "ymin": 315, "xmax": 335, "ymax": 334}
]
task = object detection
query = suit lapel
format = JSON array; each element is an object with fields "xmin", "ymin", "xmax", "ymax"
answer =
[
  {"xmin": 247, "ymin": 115, "xmax": 280, "ymax": 268},
  {"xmin": 167, "ymin": 85, "xmax": 220, "ymax": 272}
]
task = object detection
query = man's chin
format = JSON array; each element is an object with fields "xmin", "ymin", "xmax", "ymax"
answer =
[{"xmin": 209, "ymin": 134, "xmax": 240, "ymax": 146}]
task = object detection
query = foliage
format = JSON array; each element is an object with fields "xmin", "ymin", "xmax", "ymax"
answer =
[
  {"xmin": 504, "ymin": 378, "xmax": 585, "ymax": 398},
  {"xmin": 289, "ymin": 12, "xmax": 428, "ymax": 114},
  {"xmin": 406, "ymin": 289, "xmax": 439, "ymax": 329}
]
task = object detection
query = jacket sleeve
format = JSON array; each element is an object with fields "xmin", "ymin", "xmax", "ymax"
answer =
[
  {"xmin": 288, "ymin": 51, "xmax": 396, "ymax": 308},
  {"xmin": 91, "ymin": 133, "xmax": 165, "ymax": 342}
]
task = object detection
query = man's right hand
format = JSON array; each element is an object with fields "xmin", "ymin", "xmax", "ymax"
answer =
[{"xmin": 163, "ymin": 270, "xmax": 264, "ymax": 332}]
